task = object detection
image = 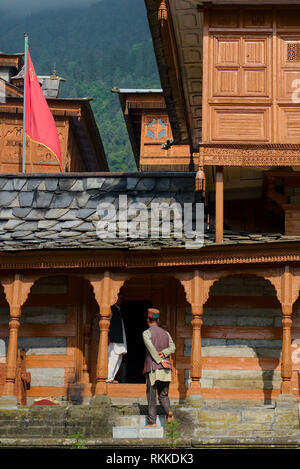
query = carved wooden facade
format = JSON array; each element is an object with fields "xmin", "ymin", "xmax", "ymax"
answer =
[
  {"xmin": 115, "ymin": 89, "xmax": 192, "ymax": 171},
  {"xmin": 2, "ymin": 2, "xmax": 300, "ymax": 406},
  {"xmin": 200, "ymin": 6, "xmax": 300, "ymax": 166},
  {"xmin": 1, "ymin": 256, "xmax": 300, "ymax": 401},
  {"xmin": 0, "ymin": 98, "xmax": 108, "ymax": 173}
]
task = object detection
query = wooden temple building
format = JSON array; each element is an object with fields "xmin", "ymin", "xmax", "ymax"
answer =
[{"xmin": 2, "ymin": 0, "xmax": 300, "ymax": 408}]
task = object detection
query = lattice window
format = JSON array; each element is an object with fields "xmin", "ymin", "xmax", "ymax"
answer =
[
  {"xmin": 287, "ymin": 42, "xmax": 300, "ymax": 62},
  {"xmin": 146, "ymin": 117, "xmax": 167, "ymax": 140}
]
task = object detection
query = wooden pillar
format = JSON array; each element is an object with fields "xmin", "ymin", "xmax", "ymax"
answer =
[
  {"xmin": 188, "ymin": 303, "xmax": 203, "ymax": 395},
  {"xmin": 85, "ymin": 272, "xmax": 129, "ymax": 396},
  {"xmin": 215, "ymin": 166, "xmax": 223, "ymax": 243},
  {"xmin": 281, "ymin": 304, "xmax": 293, "ymax": 394},
  {"xmin": 1, "ymin": 274, "xmax": 35, "ymax": 398},
  {"xmin": 176, "ymin": 270, "xmax": 205, "ymax": 396},
  {"xmin": 95, "ymin": 305, "xmax": 111, "ymax": 395},
  {"xmin": 4, "ymin": 306, "xmax": 21, "ymax": 396},
  {"xmin": 279, "ymin": 265, "xmax": 295, "ymax": 395}
]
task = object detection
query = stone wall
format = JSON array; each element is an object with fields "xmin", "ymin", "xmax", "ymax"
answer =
[
  {"xmin": 0, "ymin": 396, "xmax": 299, "ymax": 448},
  {"xmin": 184, "ymin": 276, "xmax": 285, "ymax": 400}
]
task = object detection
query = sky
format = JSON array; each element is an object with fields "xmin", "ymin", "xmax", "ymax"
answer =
[{"xmin": 0, "ymin": 0, "xmax": 99, "ymax": 16}]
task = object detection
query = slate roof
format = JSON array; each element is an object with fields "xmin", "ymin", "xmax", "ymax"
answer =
[
  {"xmin": 0, "ymin": 173, "xmax": 298, "ymax": 252},
  {"xmin": 0, "ymin": 173, "xmax": 200, "ymax": 251}
]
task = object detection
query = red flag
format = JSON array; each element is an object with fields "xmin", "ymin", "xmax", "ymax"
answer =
[{"xmin": 25, "ymin": 47, "xmax": 63, "ymax": 170}]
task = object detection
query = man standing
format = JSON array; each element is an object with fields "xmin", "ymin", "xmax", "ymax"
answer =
[
  {"xmin": 106, "ymin": 294, "xmax": 127, "ymax": 383},
  {"xmin": 142, "ymin": 308, "xmax": 176, "ymax": 427}
]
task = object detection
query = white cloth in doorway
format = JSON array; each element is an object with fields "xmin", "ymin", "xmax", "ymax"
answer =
[{"xmin": 107, "ymin": 314, "xmax": 127, "ymax": 380}]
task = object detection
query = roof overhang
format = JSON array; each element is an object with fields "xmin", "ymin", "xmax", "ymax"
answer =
[
  {"xmin": 0, "ymin": 53, "xmax": 24, "ymax": 70},
  {"xmin": 144, "ymin": 0, "xmax": 201, "ymax": 152}
]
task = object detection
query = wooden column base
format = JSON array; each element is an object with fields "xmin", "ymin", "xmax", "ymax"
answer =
[
  {"xmin": 187, "ymin": 380, "xmax": 202, "ymax": 395},
  {"xmin": 95, "ymin": 380, "xmax": 108, "ymax": 395},
  {"xmin": 2, "ymin": 381, "xmax": 15, "ymax": 397},
  {"xmin": 281, "ymin": 379, "xmax": 292, "ymax": 395}
]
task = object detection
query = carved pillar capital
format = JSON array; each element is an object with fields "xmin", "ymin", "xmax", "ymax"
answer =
[{"xmin": 84, "ymin": 271, "xmax": 130, "ymax": 308}]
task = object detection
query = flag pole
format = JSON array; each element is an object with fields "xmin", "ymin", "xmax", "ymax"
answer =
[{"xmin": 22, "ymin": 33, "xmax": 28, "ymax": 173}]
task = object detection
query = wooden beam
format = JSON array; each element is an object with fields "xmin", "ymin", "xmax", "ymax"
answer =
[{"xmin": 215, "ymin": 166, "xmax": 224, "ymax": 243}]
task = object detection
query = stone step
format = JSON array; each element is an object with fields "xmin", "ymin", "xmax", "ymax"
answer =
[
  {"xmin": 115, "ymin": 415, "xmax": 165, "ymax": 427},
  {"xmin": 113, "ymin": 415, "xmax": 165, "ymax": 439}
]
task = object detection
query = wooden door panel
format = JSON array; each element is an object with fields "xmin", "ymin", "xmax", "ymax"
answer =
[
  {"xmin": 243, "ymin": 39, "xmax": 267, "ymax": 66},
  {"xmin": 214, "ymin": 69, "xmax": 239, "ymax": 96},
  {"xmin": 243, "ymin": 69, "xmax": 268, "ymax": 96},
  {"xmin": 215, "ymin": 38, "xmax": 240, "ymax": 66}
]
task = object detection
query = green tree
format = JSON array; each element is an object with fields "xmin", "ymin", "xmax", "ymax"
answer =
[{"xmin": 0, "ymin": 0, "xmax": 161, "ymax": 171}]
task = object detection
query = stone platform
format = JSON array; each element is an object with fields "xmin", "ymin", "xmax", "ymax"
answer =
[{"xmin": 0, "ymin": 395, "xmax": 299, "ymax": 448}]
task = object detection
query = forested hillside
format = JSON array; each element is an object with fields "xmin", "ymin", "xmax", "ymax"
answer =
[{"xmin": 0, "ymin": 0, "xmax": 161, "ymax": 170}]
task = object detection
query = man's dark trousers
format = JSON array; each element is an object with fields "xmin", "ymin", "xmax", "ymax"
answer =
[{"xmin": 146, "ymin": 374, "xmax": 172, "ymax": 424}]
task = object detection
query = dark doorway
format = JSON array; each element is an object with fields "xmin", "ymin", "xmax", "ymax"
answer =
[{"xmin": 116, "ymin": 300, "xmax": 151, "ymax": 384}]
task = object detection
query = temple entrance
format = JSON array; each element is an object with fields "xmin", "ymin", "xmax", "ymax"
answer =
[
  {"xmin": 106, "ymin": 274, "xmax": 185, "ymax": 398},
  {"xmin": 116, "ymin": 300, "xmax": 151, "ymax": 383}
]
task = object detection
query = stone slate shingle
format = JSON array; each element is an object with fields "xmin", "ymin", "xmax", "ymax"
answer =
[{"xmin": 0, "ymin": 173, "xmax": 295, "ymax": 252}]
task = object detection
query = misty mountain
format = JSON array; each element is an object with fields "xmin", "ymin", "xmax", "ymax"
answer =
[{"xmin": 0, "ymin": 0, "xmax": 161, "ymax": 170}]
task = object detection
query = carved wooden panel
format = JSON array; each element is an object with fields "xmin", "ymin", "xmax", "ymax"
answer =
[
  {"xmin": 277, "ymin": 34, "xmax": 300, "ymax": 143},
  {"xmin": 278, "ymin": 36, "xmax": 300, "ymax": 99},
  {"xmin": 277, "ymin": 9, "xmax": 300, "ymax": 29},
  {"xmin": 140, "ymin": 110, "xmax": 191, "ymax": 170},
  {"xmin": 210, "ymin": 8, "xmax": 239, "ymax": 28},
  {"xmin": 0, "ymin": 119, "xmax": 65, "ymax": 173},
  {"xmin": 207, "ymin": 32, "xmax": 271, "ymax": 144},
  {"xmin": 211, "ymin": 107, "xmax": 269, "ymax": 142},
  {"xmin": 143, "ymin": 115, "xmax": 171, "ymax": 144},
  {"xmin": 243, "ymin": 10, "xmax": 272, "ymax": 29},
  {"xmin": 278, "ymin": 108, "xmax": 300, "ymax": 142},
  {"xmin": 203, "ymin": 7, "xmax": 300, "ymax": 155}
]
